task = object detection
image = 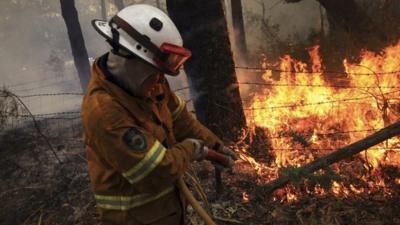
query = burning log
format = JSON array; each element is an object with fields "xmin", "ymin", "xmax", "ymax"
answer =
[{"xmin": 262, "ymin": 120, "xmax": 400, "ymax": 195}]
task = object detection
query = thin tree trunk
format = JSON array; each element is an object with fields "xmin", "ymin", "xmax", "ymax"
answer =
[
  {"xmin": 114, "ymin": 0, "xmax": 124, "ymax": 11},
  {"xmin": 166, "ymin": 0, "xmax": 246, "ymax": 141},
  {"xmin": 101, "ymin": 0, "xmax": 107, "ymax": 20},
  {"xmin": 317, "ymin": 0, "xmax": 384, "ymax": 44},
  {"xmin": 262, "ymin": 121, "xmax": 400, "ymax": 195},
  {"xmin": 60, "ymin": 0, "xmax": 90, "ymax": 92},
  {"xmin": 231, "ymin": 0, "xmax": 248, "ymax": 64},
  {"xmin": 286, "ymin": 0, "xmax": 378, "ymax": 42},
  {"xmin": 286, "ymin": 0, "xmax": 386, "ymax": 73},
  {"xmin": 156, "ymin": 0, "xmax": 161, "ymax": 8},
  {"xmin": 382, "ymin": 0, "xmax": 400, "ymax": 41},
  {"xmin": 319, "ymin": 4, "xmax": 324, "ymax": 37}
]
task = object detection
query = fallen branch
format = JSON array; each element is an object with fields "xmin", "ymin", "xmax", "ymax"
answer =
[{"xmin": 262, "ymin": 120, "xmax": 400, "ymax": 195}]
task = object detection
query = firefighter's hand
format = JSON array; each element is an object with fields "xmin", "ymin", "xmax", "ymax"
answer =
[
  {"xmin": 219, "ymin": 146, "xmax": 238, "ymax": 161},
  {"xmin": 186, "ymin": 138, "xmax": 208, "ymax": 162}
]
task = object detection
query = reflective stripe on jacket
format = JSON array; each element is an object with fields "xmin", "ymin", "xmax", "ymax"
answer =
[
  {"xmin": 95, "ymin": 186, "xmax": 174, "ymax": 211},
  {"xmin": 81, "ymin": 53, "xmax": 223, "ymax": 224}
]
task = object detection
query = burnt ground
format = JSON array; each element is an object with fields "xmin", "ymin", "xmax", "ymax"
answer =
[
  {"xmin": 0, "ymin": 119, "xmax": 98, "ymax": 225},
  {"xmin": 0, "ymin": 121, "xmax": 400, "ymax": 225},
  {"xmin": 190, "ymin": 161, "xmax": 400, "ymax": 225}
]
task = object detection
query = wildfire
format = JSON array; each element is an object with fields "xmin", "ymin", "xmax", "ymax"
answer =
[{"xmin": 239, "ymin": 41, "xmax": 400, "ymax": 201}]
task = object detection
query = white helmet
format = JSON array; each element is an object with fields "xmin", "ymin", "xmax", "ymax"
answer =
[{"xmin": 92, "ymin": 4, "xmax": 191, "ymax": 76}]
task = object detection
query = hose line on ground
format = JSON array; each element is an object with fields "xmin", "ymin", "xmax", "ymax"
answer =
[{"xmin": 178, "ymin": 177, "xmax": 217, "ymax": 225}]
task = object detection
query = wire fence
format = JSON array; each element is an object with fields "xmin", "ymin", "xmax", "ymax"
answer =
[
  {"xmin": 1, "ymin": 83, "xmax": 398, "ymax": 120},
  {"xmin": 1, "ymin": 65, "xmax": 399, "ymax": 154},
  {"xmin": 234, "ymin": 66, "xmax": 400, "ymax": 76},
  {"xmin": 175, "ymin": 82, "xmax": 400, "ymax": 91},
  {"xmin": 17, "ymin": 93, "xmax": 84, "ymax": 98},
  {"xmin": 243, "ymin": 90, "xmax": 400, "ymax": 111},
  {"xmin": 237, "ymin": 81, "xmax": 400, "ymax": 89}
]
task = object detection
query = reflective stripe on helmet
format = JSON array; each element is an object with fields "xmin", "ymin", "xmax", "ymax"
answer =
[
  {"xmin": 172, "ymin": 95, "xmax": 185, "ymax": 121},
  {"xmin": 95, "ymin": 186, "xmax": 174, "ymax": 210},
  {"xmin": 122, "ymin": 140, "xmax": 166, "ymax": 184}
]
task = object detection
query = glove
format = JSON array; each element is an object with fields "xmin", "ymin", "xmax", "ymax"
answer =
[
  {"xmin": 219, "ymin": 146, "xmax": 238, "ymax": 161},
  {"xmin": 207, "ymin": 144, "xmax": 237, "ymax": 169},
  {"xmin": 186, "ymin": 138, "xmax": 208, "ymax": 162},
  {"xmin": 207, "ymin": 149, "xmax": 235, "ymax": 169}
]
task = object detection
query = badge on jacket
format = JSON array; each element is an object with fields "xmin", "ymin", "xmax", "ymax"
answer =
[{"xmin": 123, "ymin": 127, "xmax": 148, "ymax": 152}]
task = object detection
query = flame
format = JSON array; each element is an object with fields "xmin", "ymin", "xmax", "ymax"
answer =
[
  {"xmin": 240, "ymin": 41, "xmax": 400, "ymax": 200},
  {"xmin": 286, "ymin": 191, "xmax": 298, "ymax": 203}
]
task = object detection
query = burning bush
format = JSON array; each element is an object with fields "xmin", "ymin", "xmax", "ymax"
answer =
[{"xmin": 239, "ymin": 41, "xmax": 400, "ymax": 200}]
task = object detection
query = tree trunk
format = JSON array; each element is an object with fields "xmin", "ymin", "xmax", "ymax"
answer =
[
  {"xmin": 60, "ymin": 0, "xmax": 90, "ymax": 92},
  {"xmin": 285, "ymin": 0, "xmax": 379, "ymax": 42},
  {"xmin": 286, "ymin": 0, "xmax": 386, "ymax": 73},
  {"xmin": 156, "ymin": 0, "xmax": 161, "ymax": 8},
  {"xmin": 262, "ymin": 120, "xmax": 400, "ymax": 195},
  {"xmin": 382, "ymin": 0, "xmax": 400, "ymax": 41},
  {"xmin": 101, "ymin": 0, "xmax": 107, "ymax": 20},
  {"xmin": 114, "ymin": 0, "xmax": 124, "ymax": 11},
  {"xmin": 166, "ymin": 0, "xmax": 246, "ymax": 140},
  {"xmin": 231, "ymin": 0, "xmax": 248, "ymax": 64},
  {"xmin": 317, "ymin": 0, "xmax": 384, "ymax": 44},
  {"xmin": 317, "ymin": 0, "xmax": 389, "ymax": 76},
  {"xmin": 319, "ymin": 4, "xmax": 324, "ymax": 37}
]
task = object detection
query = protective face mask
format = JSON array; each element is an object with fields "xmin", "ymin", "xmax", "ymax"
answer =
[{"xmin": 107, "ymin": 50, "xmax": 160, "ymax": 96}]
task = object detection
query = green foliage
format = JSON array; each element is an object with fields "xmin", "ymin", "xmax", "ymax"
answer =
[
  {"xmin": 306, "ymin": 166, "xmax": 341, "ymax": 190},
  {"xmin": 279, "ymin": 166, "xmax": 307, "ymax": 188},
  {"xmin": 286, "ymin": 130, "xmax": 310, "ymax": 147},
  {"xmin": 279, "ymin": 164, "xmax": 341, "ymax": 191}
]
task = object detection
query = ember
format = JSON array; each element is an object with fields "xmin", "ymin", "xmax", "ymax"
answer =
[{"xmin": 242, "ymin": 191, "xmax": 250, "ymax": 203}]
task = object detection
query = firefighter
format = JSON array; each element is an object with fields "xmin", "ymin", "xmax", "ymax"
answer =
[{"xmin": 82, "ymin": 4, "xmax": 237, "ymax": 225}]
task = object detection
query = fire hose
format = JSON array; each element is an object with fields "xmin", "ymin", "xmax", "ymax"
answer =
[{"xmin": 178, "ymin": 149, "xmax": 234, "ymax": 225}]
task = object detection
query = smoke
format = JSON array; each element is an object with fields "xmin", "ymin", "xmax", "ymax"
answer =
[
  {"xmin": 222, "ymin": 0, "xmax": 330, "ymax": 110},
  {"xmin": 0, "ymin": 0, "xmax": 83, "ymax": 114},
  {"xmin": 0, "ymin": 0, "xmax": 331, "ymax": 115},
  {"xmin": 0, "ymin": 0, "xmax": 192, "ymax": 115},
  {"xmin": 242, "ymin": 0, "xmax": 328, "ymax": 58}
]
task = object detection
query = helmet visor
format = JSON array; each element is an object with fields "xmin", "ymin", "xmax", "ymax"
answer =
[{"xmin": 154, "ymin": 43, "xmax": 192, "ymax": 75}]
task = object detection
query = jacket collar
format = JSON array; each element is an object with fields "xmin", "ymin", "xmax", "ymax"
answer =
[{"xmin": 88, "ymin": 53, "xmax": 166, "ymax": 124}]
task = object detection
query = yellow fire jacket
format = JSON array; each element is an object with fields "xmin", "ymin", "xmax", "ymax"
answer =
[{"xmin": 81, "ymin": 54, "xmax": 223, "ymax": 225}]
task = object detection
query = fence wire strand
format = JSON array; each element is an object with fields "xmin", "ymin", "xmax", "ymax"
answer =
[
  {"xmin": 267, "ymin": 129, "xmax": 378, "ymax": 140},
  {"xmin": 242, "ymin": 90, "xmax": 400, "ymax": 110},
  {"xmin": 237, "ymin": 81, "xmax": 400, "ymax": 89},
  {"xmin": 235, "ymin": 66, "xmax": 400, "ymax": 76}
]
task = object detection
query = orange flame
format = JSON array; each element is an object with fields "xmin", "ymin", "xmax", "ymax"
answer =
[{"xmin": 240, "ymin": 41, "xmax": 400, "ymax": 199}]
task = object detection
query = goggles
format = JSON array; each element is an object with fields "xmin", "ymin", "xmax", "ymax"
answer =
[{"xmin": 154, "ymin": 43, "xmax": 192, "ymax": 75}]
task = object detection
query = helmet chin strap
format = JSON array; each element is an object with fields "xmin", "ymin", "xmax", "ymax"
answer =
[
  {"xmin": 108, "ymin": 21, "xmax": 121, "ymax": 53},
  {"xmin": 107, "ymin": 20, "xmax": 139, "ymax": 59},
  {"xmin": 111, "ymin": 15, "xmax": 160, "ymax": 54}
]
